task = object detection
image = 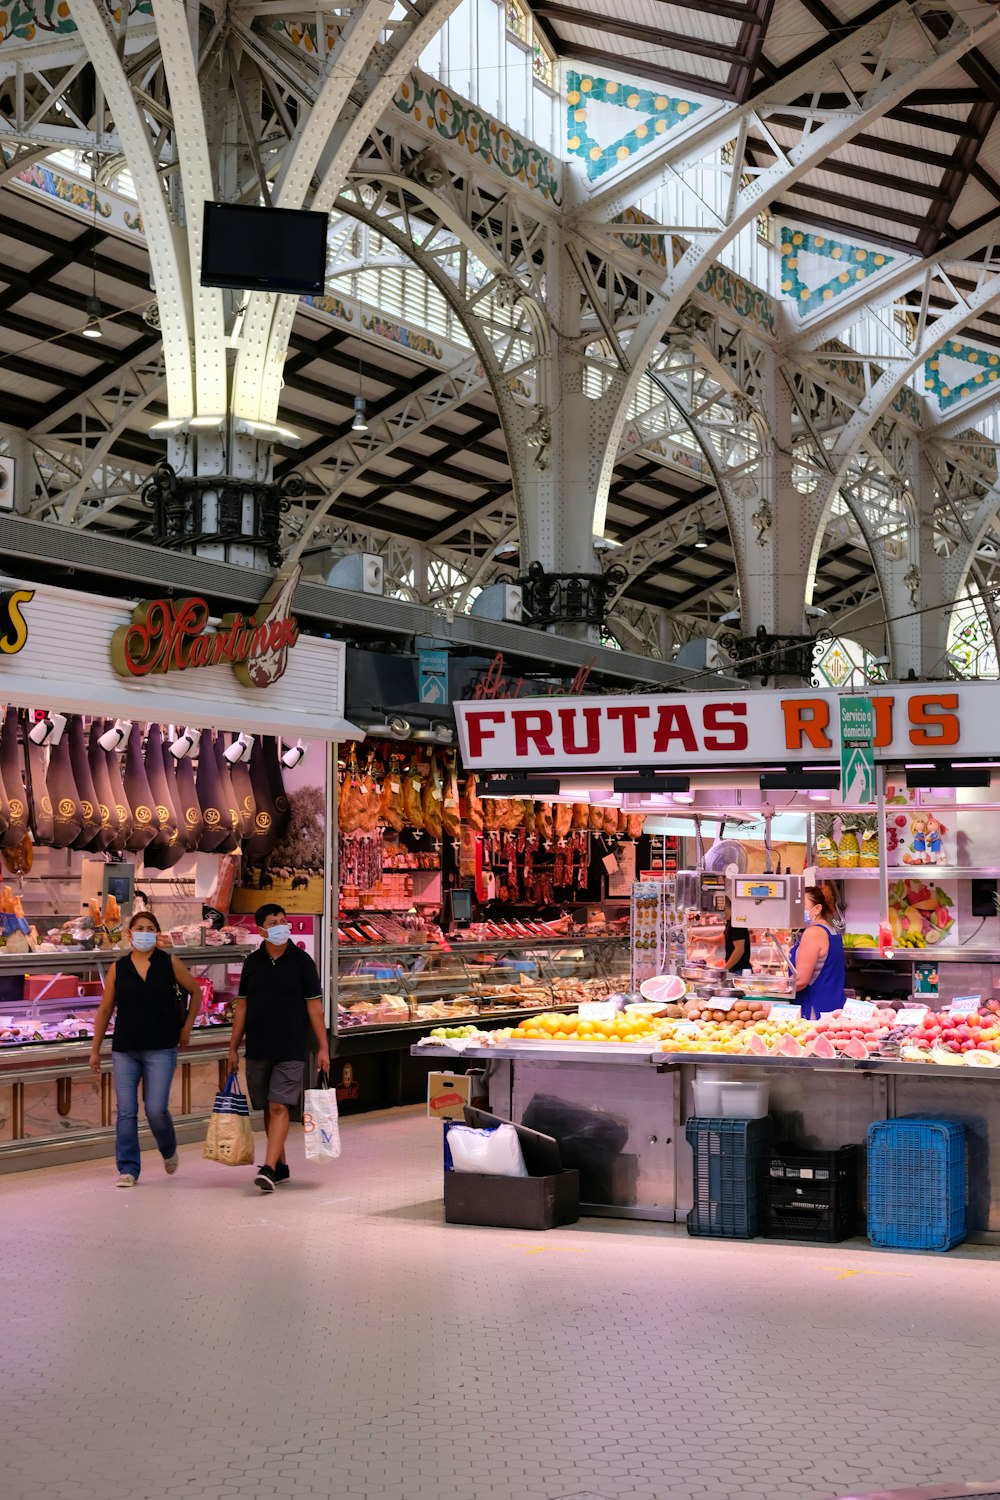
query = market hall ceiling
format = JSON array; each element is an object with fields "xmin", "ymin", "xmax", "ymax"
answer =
[{"xmin": 0, "ymin": 0, "xmax": 999, "ymax": 652}]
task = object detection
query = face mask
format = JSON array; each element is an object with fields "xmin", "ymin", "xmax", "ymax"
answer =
[
  {"xmin": 132, "ymin": 930, "xmax": 157, "ymax": 951},
  {"xmin": 265, "ymin": 924, "xmax": 291, "ymax": 945}
]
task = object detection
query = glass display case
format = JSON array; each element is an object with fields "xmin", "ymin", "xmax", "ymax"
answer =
[{"xmin": 336, "ymin": 934, "xmax": 630, "ymax": 1033}]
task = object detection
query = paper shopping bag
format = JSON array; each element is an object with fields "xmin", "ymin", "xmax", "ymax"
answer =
[
  {"xmin": 203, "ymin": 1071, "xmax": 255, "ymax": 1166},
  {"xmin": 303, "ymin": 1072, "xmax": 341, "ymax": 1162}
]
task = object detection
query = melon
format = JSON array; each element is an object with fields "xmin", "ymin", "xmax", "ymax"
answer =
[
  {"xmin": 777, "ymin": 1034, "xmax": 804, "ymax": 1058},
  {"xmin": 965, "ymin": 1050, "xmax": 1000, "ymax": 1068},
  {"xmin": 639, "ymin": 975, "xmax": 687, "ymax": 1003},
  {"xmin": 810, "ymin": 1034, "xmax": 837, "ymax": 1060},
  {"xmin": 748, "ymin": 1031, "xmax": 770, "ymax": 1055},
  {"xmin": 842, "ymin": 1038, "xmax": 869, "ymax": 1060}
]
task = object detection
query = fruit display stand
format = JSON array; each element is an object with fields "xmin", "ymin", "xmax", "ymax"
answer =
[{"xmin": 413, "ymin": 1033, "xmax": 1000, "ymax": 1238}]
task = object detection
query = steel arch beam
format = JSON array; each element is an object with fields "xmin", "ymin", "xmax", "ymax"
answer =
[
  {"xmin": 68, "ymin": 0, "xmax": 196, "ymax": 416},
  {"xmin": 588, "ymin": 6, "xmax": 1000, "ymax": 540},
  {"xmin": 232, "ymin": 0, "xmax": 464, "ymax": 424}
]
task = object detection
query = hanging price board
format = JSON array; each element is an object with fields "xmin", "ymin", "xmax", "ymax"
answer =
[
  {"xmin": 579, "ymin": 1000, "xmax": 617, "ymax": 1020},
  {"xmin": 949, "ymin": 996, "xmax": 982, "ymax": 1015},
  {"xmin": 767, "ymin": 1003, "xmax": 802, "ymax": 1023},
  {"xmin": 896, "ymin": 1006, "xmax": 928, "ymax": 1028},
  {"xmin": 842, "ymin": 999, "xmax": 876, "ymax": 1023}
]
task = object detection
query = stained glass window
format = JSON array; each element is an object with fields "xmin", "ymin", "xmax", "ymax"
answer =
[{"xmin": 506, "ymin": 0, "xmax": 528, "ymax": 42}]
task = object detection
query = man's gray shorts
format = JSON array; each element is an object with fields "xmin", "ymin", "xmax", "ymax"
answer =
[{"xmin": 245, "ymin": 1058, "xmax": 304, "ymax": 1110}]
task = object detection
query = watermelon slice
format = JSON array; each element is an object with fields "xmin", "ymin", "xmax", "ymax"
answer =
[
  {"xmin": 842, "ymin": 1038, "xmax": 869, "ymax": 1060},
  {"xmin": 811, "ymin": 1033, "xmax": 837, "ymax": 1060},
  {"xmin": 747, "ymin": 1031, "xmax": 770, "ymax": 1055},
  {"xmin": 777, "ymin": 1034, "xmax": 804, "ymax": 1058}
]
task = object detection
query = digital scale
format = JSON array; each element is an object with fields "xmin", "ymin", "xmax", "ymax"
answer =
[{"xmin": 731, "ymin": 874, "xmax": 804, "ymax": 927}]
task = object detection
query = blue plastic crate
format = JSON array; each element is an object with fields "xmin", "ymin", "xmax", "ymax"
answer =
[
  {"xmin": 867, "ymin": 1116, "xmax": 967, "ymax": 1252},
  {"xmin": 686, "ymin": 1116, "xmax": 772, "ymax": 1239}
]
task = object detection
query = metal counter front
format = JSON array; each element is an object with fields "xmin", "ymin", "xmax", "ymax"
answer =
[{"xmin": 415, "ymin": 1041, "xmax": 1000, "ymax": 1238}]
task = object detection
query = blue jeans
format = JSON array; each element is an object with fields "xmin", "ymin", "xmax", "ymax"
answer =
[{"xmin": 112, "ymin": 1049, "xmax": 178, "ymax": 1178}]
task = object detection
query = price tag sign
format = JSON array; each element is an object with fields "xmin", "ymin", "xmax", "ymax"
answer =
[
  {"xmin": 842, "ymin": 999, "xmax": 876, "ymax": 1022},
  {"xmin": 768, "ymin": 1003, "xmax": 802, "ymax": 1023},
  {"xmin": 579, "ymin": 1000, "xmax": 616, "ymax": 1020},
  {"xmin": 673, "ymin": 1022, "xmax": 700, "ymax": 1039},
  {"xmin": 896, "ymin": 1006, "xmax": 928, "ymax": 1027},
  {"xmin": 949, "ymin": 996, "xmax": 982, "ymax": 1015}
]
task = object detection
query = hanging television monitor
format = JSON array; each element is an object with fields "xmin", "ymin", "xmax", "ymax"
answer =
[{"xmin": 200, "ymin": 202, "xmax": 328, "ymax": 295}]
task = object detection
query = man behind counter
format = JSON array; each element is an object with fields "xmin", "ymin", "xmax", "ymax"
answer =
[{"xmin": 723, "ymin": 896, "xmax": 751, "ymax": 973}]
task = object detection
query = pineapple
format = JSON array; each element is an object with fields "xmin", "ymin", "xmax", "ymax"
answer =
[
  {"xmin": 860, "ymin": 813, "xmax": 880, "ymax": 868},
  {"xmin": 837, "ymin": 814, "xmax": 860, "ymax": 869},
  {"xmin": 815, "ymin": 812, "xmax": 838, "ymax": 868}
]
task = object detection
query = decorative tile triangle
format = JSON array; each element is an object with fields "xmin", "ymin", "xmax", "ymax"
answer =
[
  {"xmin": 924, "ymin": 339, "xmax": 1000, "ymax": 409},
  {"xmin": 566, "ymin": 71, "xmax": 700, "ymax": 181},
  {"xmin": 779, "ymin": 226, "xmax": 894, "ymax": 310}
]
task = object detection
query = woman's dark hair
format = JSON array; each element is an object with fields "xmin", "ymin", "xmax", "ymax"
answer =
[
  {"xmin": 804, "ymin": 883, "xmax": 836, "ymax": 920},
  {"xmin": 255, "ymin": 902, "xmax": 287, "ymax": 927},
  {"xmin": 128, "ymin": 910, "xmax": 161, "ymax": 932}
]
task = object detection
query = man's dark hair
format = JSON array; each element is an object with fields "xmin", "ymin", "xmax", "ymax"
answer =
[{"xmin": 255, "ymin": 902, "xmax": 287, "ymax": 927}]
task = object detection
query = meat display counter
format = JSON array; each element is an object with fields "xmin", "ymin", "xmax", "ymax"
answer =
[
  {"xmin": 333, "ymin": 933, "xmax": 629, "ymax": 1114},
  {"xmin": 0, "ymin": 946, "xmax": 247, "ymax": 1172}
]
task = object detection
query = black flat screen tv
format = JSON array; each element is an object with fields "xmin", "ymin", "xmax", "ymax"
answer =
[{"xmin": 200, "ymin": 201, "xmax": 327, "ymax": 294}]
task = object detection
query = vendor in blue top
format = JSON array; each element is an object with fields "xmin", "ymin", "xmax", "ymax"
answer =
[{"xmin": 789, "ymin": 883, "xmax": 846, "ymax": 1020}]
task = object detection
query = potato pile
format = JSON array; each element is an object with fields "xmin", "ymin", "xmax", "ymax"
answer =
[{"xmin": 683, "ymin": 998, "xmax": 772, "ymax": 1026}]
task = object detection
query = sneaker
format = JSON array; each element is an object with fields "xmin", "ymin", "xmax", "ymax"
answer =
[
  {"xmin": 254, "ymin": 1164, "xmax": 277, "ymax": 1193},
  {"xmin": 163, "ymin": 1152, "xmax": 179, "ymax": 1175},
  {"xmin": 274, "ymin": 1162, "xmax": 290, "ymax": 1184},
  {"xmin": 115, "ymin": 1174, "xmax": 137, "ymax": 1188}
]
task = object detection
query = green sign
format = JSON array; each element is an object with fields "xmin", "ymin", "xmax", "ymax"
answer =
[{"xmin": 839, "ymin": 695, "xmax": 876, "ymax": 804}]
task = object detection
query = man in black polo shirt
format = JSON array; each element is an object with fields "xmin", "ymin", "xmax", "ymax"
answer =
[{"xmin": 228, "ymin": 903, "xmax": 330, "ymax": 1192}]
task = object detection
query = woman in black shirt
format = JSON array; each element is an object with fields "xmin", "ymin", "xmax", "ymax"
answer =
[{"xmin": 89, "ymin": 912, "xmax": 201, "ymax": 1187}]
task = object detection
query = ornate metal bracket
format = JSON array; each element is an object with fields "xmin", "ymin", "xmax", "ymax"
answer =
[
  {"xmin": 718, "ymin": 624, "xmax": 826, "ymax": 685},
  {"xmin": 751, "ymin": 496, "xmax": 773, "ymax": 547},
  {"xmin": 140, "ymin": 462, "xmax": 305, "ymax": 567},
  {"xmin": 518, "ymin": 560, "xmax": 629, "ymax": 629}
]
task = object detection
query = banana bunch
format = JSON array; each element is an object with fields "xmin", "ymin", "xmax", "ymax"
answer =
[{"xmin": 897, "ymin": 930, "xmax": 927, "ymax": 948}]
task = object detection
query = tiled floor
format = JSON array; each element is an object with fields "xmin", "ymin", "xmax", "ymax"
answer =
[{"xmin": 4, "ymin": 1107, "xmax": 1000, "ymax": 1500}]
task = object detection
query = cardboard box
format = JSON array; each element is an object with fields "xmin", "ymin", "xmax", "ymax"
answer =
[{"xmin": 427, "ymin": 1071, "xmax": 472, "ymax": 1121}]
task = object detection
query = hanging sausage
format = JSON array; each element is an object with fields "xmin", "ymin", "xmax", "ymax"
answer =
[
  {"xmin": 87, "ymin": 720, "xmax": 119, "ymax": 852},
  {"xmin": 173, "ymin": 739, "xmax": 204, "ymax": 853},
  {"xmin": 262, "ymin": 736, "xmax": 291, "ymax": 844},
  {"xmin": 243, "ymin": 735, "xmax": 279, "ymax": 859},
  {"xmin": 68, "ymin": 715, "xmax": 103, "ymax": 851},
  {"xmin": 228, "ymin": 745, "xmax": 257, "ymax": 840},
  {"xmin": 423, "ymin": 756, "xmax": 444, "ymax": 839},
  {"xmin": 123, "ymin": 723, "xmax": 160, "ymax": 853},
  {"xmin": 102, "ymin": 720, "xmax": 134, "ymax": 852},
  {"xmin": 403, "ymin": 756, "xmax": 426, "ymax": 831},
  {"xmin": 213, "ymin": 734, "xmax": 242, "ymax": 853},
  {"xmin": 0, "ymin": 707, "xmax": 28, "ymax": 849},
  {"xmin": 195, "ymin": 731, "xmax": 230, "ymax": 853},
  {"xmin": 379, "ymin": 753, "xmax": 405, "ymax": 832},
  {"xmin": 22, "ymin": 710, "xmax": 53, "ymax": 846},
  {"xmin": 47, "ymin": 722, "xmax": 84, "ymax": 848},
  {"xmin": 143, "ymin": 723, "xmax": 184, "ymax": 869}
]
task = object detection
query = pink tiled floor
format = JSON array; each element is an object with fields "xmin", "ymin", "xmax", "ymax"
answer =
[{"xmin": 4, "ymin": 1105, "xmax": 1000, "ymax": 1500}]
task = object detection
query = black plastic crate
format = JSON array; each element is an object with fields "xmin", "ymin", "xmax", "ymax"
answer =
[
  {"xmin": 765, "ymin": 1181, "xmax": 856, "ymax": 1242},
  {"xmin": 768, "ymin": 1143, "xmax": 859, "ymax": 1186},
  {"xmin": 686, "ymin": 1116, "xmax": 772, "ymax": 1239}
]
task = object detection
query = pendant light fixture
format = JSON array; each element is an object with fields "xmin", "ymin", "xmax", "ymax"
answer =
[
  {"xmin": 694, "ymin": 517, "xmax": 709, "ymax": 548},
  {"xmin": 351, "ymin": 347, "xmax": 367, "ymax": 431},
  {"xmin": 82, "ymin": 159, "xmax": 103, "ymax": 339}
]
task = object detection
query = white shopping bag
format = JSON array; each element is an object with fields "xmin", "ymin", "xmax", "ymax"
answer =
[{"xmin": 303, "ymin": 1072, "xmax": 341, "ymax": 1162}]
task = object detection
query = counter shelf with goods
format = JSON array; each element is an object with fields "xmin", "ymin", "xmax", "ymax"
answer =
[{"xmin": 336, "ymin": 935, "xmax": 629, "ymax": 1031}]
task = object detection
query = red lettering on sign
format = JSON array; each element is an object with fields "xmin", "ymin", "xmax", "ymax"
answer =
[
  {"xmin": 606, "ymin": 705, "xmax": 651, "ymax": 755},
  {"xmin": 512, "ymin": 709, "xmax": 554, "ymax": 757},
  {"xmin": 465, "ymin": 711, "xmax": 505, "ymax": 759},
  {"xmin": 872, "ymin": 696, "xmax": 894, "ymax": 748},
  {"xmin": 909, "ymin": 693, "xmax": 959, "ymax": 747},
  {"xmin": 557, "ymin": 706, "xmax": 601, "ymax": 755},
  {"xmin": 653, "ymin": 704, "xmax": 697, "ymax": 753},
  {"xmin": 703, "ymin": 702, "xmax": 748, "ymax": 752},
  {"xmin": 782, "ymin": 698, "xmax": 832, "ymax": 750}
]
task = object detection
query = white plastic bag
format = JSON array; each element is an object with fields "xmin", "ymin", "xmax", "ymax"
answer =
[
  {"xmin": 447, "ymin": 1123, "xmax": 527, "ymax": 1177},
  {"xmin": 303, "ymin": 1073, "xmax": 341, "ymax": 1162}
]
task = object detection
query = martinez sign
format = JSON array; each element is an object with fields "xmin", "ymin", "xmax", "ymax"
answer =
[
  {"xmin": 455, "ymin": 686, "xmax": 994, "ymax": 770},
  {"xmin": 111, "ymin": 569, "xmax": 300, "ymax": 690}
]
